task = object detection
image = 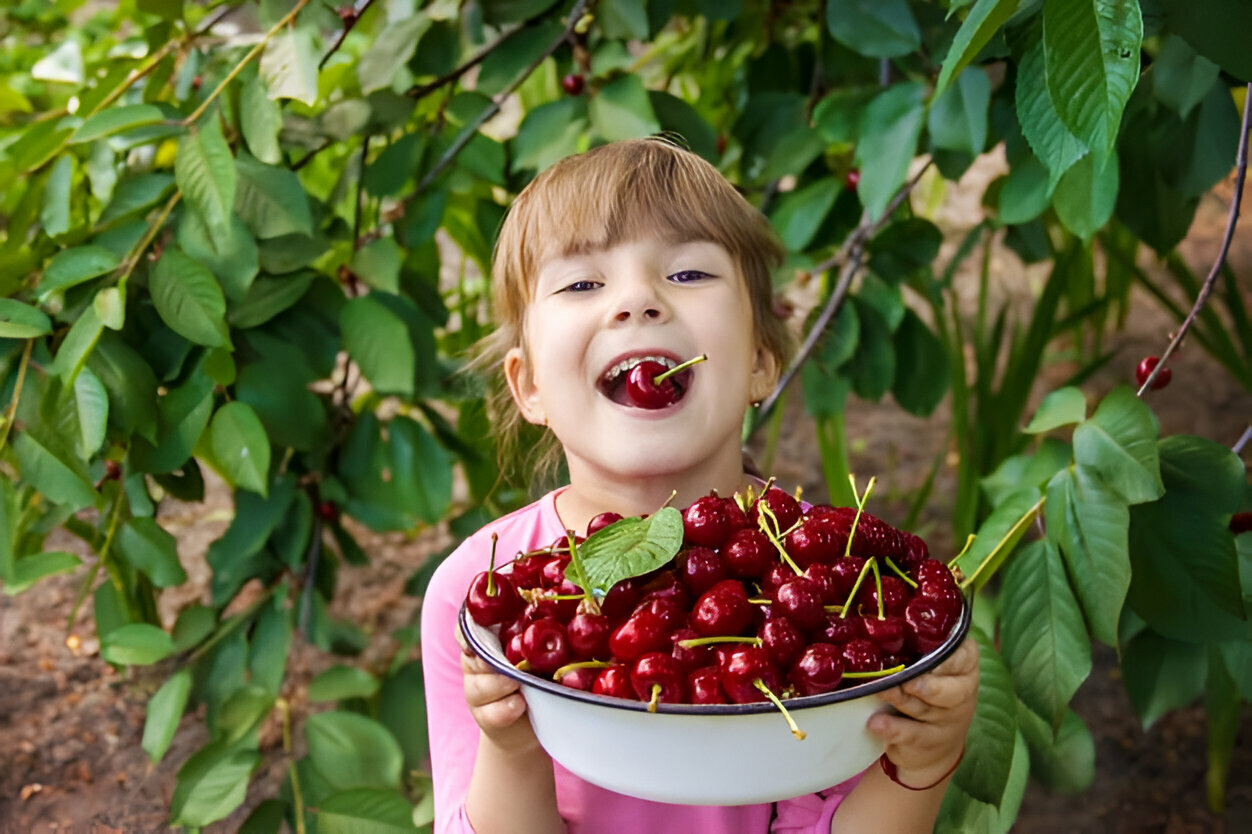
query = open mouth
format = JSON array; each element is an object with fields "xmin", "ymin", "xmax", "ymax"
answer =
[{"xmin": 598, "ymin": 354, "xmax": 693, "ymax": 407}]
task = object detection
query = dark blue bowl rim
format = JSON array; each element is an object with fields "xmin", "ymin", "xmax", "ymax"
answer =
[{"xmin": 458, "ymin": 593, "xmax": 972, "ymax": 715}]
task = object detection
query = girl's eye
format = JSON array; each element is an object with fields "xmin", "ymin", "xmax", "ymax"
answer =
[
  {"xmin": 668, "ymin": 270, "xmax": 713, "ymax": 284},
  {"xmin": 561, "ymin": 280, "xmax": 600, "ymax": 293}
]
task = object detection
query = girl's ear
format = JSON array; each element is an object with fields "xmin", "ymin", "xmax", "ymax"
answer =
[
  {"xmin": 504, "ymin": 346, "xmax": 547, "ymax": 426},
  {"xmin": 749, "ymin": 345, "xmax": 780, "ymax": 404}
]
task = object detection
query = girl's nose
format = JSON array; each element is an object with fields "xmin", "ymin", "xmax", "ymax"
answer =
[{"xmin": 611, "ymin": 277, "xmax": 669, "ymax": 324}]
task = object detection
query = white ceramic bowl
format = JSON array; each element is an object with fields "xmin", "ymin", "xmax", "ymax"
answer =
[{"xmin": 459, "ymin": 598, "xmax": 970, "ymax": 806}]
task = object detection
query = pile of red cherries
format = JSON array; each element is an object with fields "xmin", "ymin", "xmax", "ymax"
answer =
[{"xmin": 466, "ymin": 487, "xmax": 965, "ymax": 709}]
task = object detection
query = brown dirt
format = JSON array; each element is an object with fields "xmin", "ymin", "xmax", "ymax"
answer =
[{"xmin": 2, "ymin": 162, "xmax": 1250, "ymax": 832}]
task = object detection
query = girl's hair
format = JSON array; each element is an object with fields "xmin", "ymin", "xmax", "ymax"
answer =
[{"xmin": 475, "ymin": 136, "xmax": 792, "ymax": 488}]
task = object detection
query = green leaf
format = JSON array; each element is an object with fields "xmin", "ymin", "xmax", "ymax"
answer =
[
  {"xmin": 234, "ymin": 153, "xmax": 314, "ymax": 239},
  {"xmin": 70, "ymin": 366, "xmax": 108, "ymax": 459},
  {"xmin": 378, "ymin": 660, "xmax": 428, "ymax": 770},
  {"xmin": 318, "ymin": 789, "xmax": 420, "ymax": 834},
  {"xmin": 954, "ymin": 488, "xmax": 1044, "ymax": 591},
  {"xmin": 210, "ymin": 401, "xmax": 271, "ymax": 496},
  {"xmin": 1000, "ymin": 540, "xmax": 1092, "ymax": 726},
  {"xmin": 998, "ymin": 153, "xmax": 1053, "ymax": 224},
  {"xmin": 259, "ymin": 24, "xmax": 319, "ymax": 106},
  {"xmin": 768, "ymin": 177, "xmax": 841, "ymax": 252},
  {"xmin": 248, "ymin": 592, "xmax": 292, "ymax": 694},
  {"xmin": 1121, "ymin": 629, "xmax": 1207, "ymax": 729},
  {"xmin": 1150, "ymin": 34, "xmax": 1221, "ymax": 118},
  {"xmin": 1052, "ymin": 148, "xmax": 1119, "ymax": 240},
  {"xmin": 175, "ymin": 118, "xmax": 236, "ymax": 247},
  {"xmin": 366, "ymin": 133, "xmax": 426, "ymax": 197},
  {"xmin": 572, "ymin": 508, "xmax": 683, "ymax": 599},
  {"xmin": 478, "ymin": 22, "xmax": 565, "ymax": 96},
  {"xmin": 94, "ymin": 287, "xmax": 124, "ymax": 331},
  {"xmin": 1042, "ymin": 0, "xmax": 1143, "ymax": 157},
  {"xmin": 589, "ymin": 75, "xmax": 661, "ymax": 142},
  {"xmin": 936, "ymin": 731, "xmax": 1030, "ymax": 834},
  {"xmin": 1157, "ymin": 0, "xmax": 1252, "ymax": 82},
  {"xmin": 0, "ymin": 298, "xmax": 51, "ymax": 338},
  {"xmin": 352, "ymin": 238, "xmax": 403, "ymax": 293},
  {"xmin": 1013, "ymin": 21, "xmax": 1089, "ymax": 188},
  {"xmin": 1017, "ymin": 704, "xmax": 1096, "ymax": 793},
  {"xmin": 32, "ymin": 39, "xmax": 83, "ymax": 84},
  {"xmin": 87, "ymin": 333, "xmax": 158, "ymax": 441},
  {"xmin": 649, "ymin": 91, "xmax": 719, "ymax": 163},
  {"xmin": 239, "ymin": 72, "xmax": 283, "ymax": 165},
  {"xmin": 845, "ymin": 298, "xmax": 895, "ymax": 401},
  {"xmin": 1127, "ymin": 435, "xmax": 1247, "ymax": 642},
  {"xmin": 826, "ymin": 0, "xmax": 921, "ymax": 58},
  {"xmin": 71, "ymin": 104, "xmax": 167, "ymax": 143},
  {"xmin": 101, "ymin": 622, "xmax": 174, "ymax": 665},
  {"xmin": 240, "ymin": 800, "xmax": 289, "ymax": 834},
  {"xmin": 854, "ymin": 82, "xmax": 926, "ymax": 221},
  {"xmin": 41, "ymin": 153, "xmax": 75, "ymax": 237},
  {"xmin": 934, "ymin": 0, "xmax": 1021, "ymax": 100},
  {"xmin": 98, "ymin": 172, "xmax": 175, "ymax": 227},
  {"xmin": 341, "ymin": 295, "xmax": 416, "ymax": 397},
  {"xmin": 1025, "ymin": 387, "xmax": 1086, "ymax": 433},
  {"xmin": 359, "ymin": 13, "xmax": 432, "ymax": 94},
  {"xmin": 170, "ymin": 743, "xmax": 260, "ymax": 826},
  {"xmin": 928, "ymin": 68, "xmax": 991, "ymax": 156},
  {"xmin": 142, "ymin": 668, "xmax": 191, "ymax": 764},
  {"xmin": 481, "ymin": 0, "xmax": 560, "ymax": 24},
  {"xmin": 813, "ymin": 88, "xmax": 874, "ymax": 145},
  {"xmin": 1205, "ymin": 646, "xmax": 1240, "ymax": 810},
  {"xmin": 310, "ymin": 665, "xmax": 381, "ymax": 703},
  {"xmin": 13, "ymin": 431, "xmax": 97, "ymax": 510},
  {"xmin": 599, "ymin": 0, "xmax": 649, "ymax": 39},
  {"xmin": 955, "ymin": 625, "xmax": 1017, "ymax": 806},
  {"xmin": 150, "ymin": 247, "xmax": 230, "ymax": 347},
  {"xmin": 1072, "ymin": 386, "xmax": 1164, "ymax": 504},
  {"xmin": 306, "ymin": 711, "xmax": 403, "ymax": 791},
  {"xmin": 7, "ymin": 552, "xmax": 82, "ymax": 594},
  {"xmin": 235, "ymin": 357, "xmax": 326, "ymax": 453},
  {"xmin": 117, "ymin": 517, "xmax": 188, "ymax": 587},
  {"xmin": 228, "ymin": 271, "xmax": 315, "ymax": 330},
  {"xmin": 172, "ymin": 604, "xmax": 217, "ymax": 653},
  {"xmin": 511, "ymin": 97, "xmax": 589, "ymax": 173},
  {"xmin": 175, "ymin": 212, "xmax": 259, "ymax": 302},
  {"xmin": 217, "ymin": 684, "xmax": 275, "ymax": 746},
  {"xmin": 37, "ymin": 245, "xmax": 120, "ymax": 299},
  {"xmin": 1045, "ymin": 465, "xmax": 1130, "ymax": 646},
  {"xmin": 130, "ymin": 366, "xmax": 215, "ymax": 475},
  {"xmin": 891, "ymin": 309, "xmax": 950, "ymax": 416},
  {"xmin": 982, "ymin": 438, "xmax": 1073, "ymax": 507}
]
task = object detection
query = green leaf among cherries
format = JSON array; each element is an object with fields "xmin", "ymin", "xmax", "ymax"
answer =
[{"xmin": 569, "ymin": 507, "xmax": 684, "ymax": 599}]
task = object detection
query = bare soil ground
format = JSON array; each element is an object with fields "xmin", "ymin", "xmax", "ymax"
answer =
[{"xmin": 1, "ymin": 162, "xmax": 1249, "ymax": 832}]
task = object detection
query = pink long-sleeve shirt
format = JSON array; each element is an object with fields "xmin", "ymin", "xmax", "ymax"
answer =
[{"xmin": 421, "ymin": 488, "xmax": 864, "ymax": 833}]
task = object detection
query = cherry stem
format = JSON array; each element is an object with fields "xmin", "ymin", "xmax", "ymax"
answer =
[
  {"xmin": 823, "ymin": 604, "xmax": 846, "ymax": 613},
  {"xmin": 872, "ymin": 558, "xmax": 884, "ymax": 620},
  {"xmin": 884, "ymin": 556, "xmax": 918, "ymax": 589},
  {"xmin": 959, "ymin": 497, "xmax": 1044, "ymax": 591},
  {"xmin": 843, "ymin": 663, "xmax": 906, "ymax": 679},
  {"xmin": 515, "ymin": 659, "xmax": 531, "ymax": 672},
  {"xmin": 487, "ymin": 533, "xmax": 499, "ymax": 597},
  {"xmin": 551, "ymin": 660, "xmax": 611, "ymax": 681},
  {"xmin": 946, "ymin": 534, "xmax": 976, "ymax": 570},
  {"xmin": 843, "ymin": 475, "xmax": 877, "ymax": 560},
  {"xmin": 653, "ymin": 353, "xmax": 708, "ymax": 384},
  {"xmin": 758, "ymin": 503, "xmax": 803, "ymax": 575},
  {"xmin": 754, "ymin": 679, "xmax": 806, "ymax": 740},
  {"xmin": 839, "ymin": 556, "xmax": 876, "ymax": 619},
  {"xmin": 648, "ymin": 683, "xmax": 662, "ymax": 713},
  {"xmin": 677, "ymin": 635, "xmax": 763, "ymax": 648},
  {"xmin": 563, "ymin": 529, "xmax": 601, "ymax": 615}
]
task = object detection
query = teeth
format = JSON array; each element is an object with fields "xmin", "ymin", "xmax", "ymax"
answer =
[{"xmin": 602, "ymin": 355, "xmax": 677, "ymax": 385}]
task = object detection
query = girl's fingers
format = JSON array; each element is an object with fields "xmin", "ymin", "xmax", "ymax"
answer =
[
  {"xmin": 932, "ymin": 639, "xmax": 979, "ymax": 677},
  {"xmin": 464, "ymin": 668, "xmax": 522, "ymax": 707},
  {"xmin": 473, "ymin": 692, "xmax": 529, "ymax": 728}
]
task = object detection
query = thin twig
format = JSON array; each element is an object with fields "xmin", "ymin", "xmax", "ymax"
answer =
[
  {"xmin": 319, "ymin": 0, "xmax": 377, "ymax": 69},
  {"xmin": 406, "ymin": 16, "xmax": 534, "ymax": 100},
  {"xmin": 0, "ymin": 339, "xmax": 33, "ymax": 455},
  {"xmin": 413, "ymin": 0, "xmax": 590, "ymax": 196},
  {"xmin": 353, "ymin": 135, "xmax": 370, "ymax": 248},
  {"xmin": 1137, "ymin": 82, "xmax": 1252, "ymax": 397},
  {"xmin": 748, "ymin": 161, "xmax": 934, "ymax": 435},
  {"xmin": 182, "ymin": 0, "xmax": 312, "ymax": 126},
  {"xmin": 1233, "ymin": 425, "xmax": 1252, "ymax": 456}
]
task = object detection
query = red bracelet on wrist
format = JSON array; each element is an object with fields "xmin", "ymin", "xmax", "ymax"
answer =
[{"xmin": 878, "ymin": 748, "xmax": 965, "ymax": 791}]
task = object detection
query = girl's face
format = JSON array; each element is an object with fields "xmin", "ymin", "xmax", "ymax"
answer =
[{"xmin": 504, "ymin": 234, "xmax": 777, "ymax": 504}]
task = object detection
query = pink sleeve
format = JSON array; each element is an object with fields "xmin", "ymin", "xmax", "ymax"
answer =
[
  {"xmin": 421, "ymin": 537, "xmax": 485, "ymax": 834},
  {"xmin": 771, "ymin": 771, "xmax": 866, "ymax": 834}
]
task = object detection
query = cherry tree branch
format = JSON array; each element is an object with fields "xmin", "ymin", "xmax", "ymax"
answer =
[
  {"xmin": 320, "ymin": 0, "xmax": 377, "ymax": 69},
  {"xmin": 748, "ymin": 161, "xmax": 934, "ymax": 436},
  {"xmin": 1137, "ymin": 82, "xmax": 1252, "ymax": 397}
]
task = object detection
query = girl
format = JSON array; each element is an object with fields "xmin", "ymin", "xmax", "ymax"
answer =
[{"xmin": 421, "ymin": 138, "xmax": 979, "ymax": 833}]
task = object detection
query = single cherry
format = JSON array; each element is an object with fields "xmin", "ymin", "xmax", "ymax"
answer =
[
  {"xmin": 600, "ymin": 578, "xmax": 641, "ymax": 620},
  {"xmin": 789, "ymin": 643, "xmax": 844, "ymax": 696},
  {"xmin": 841, "ymin": 638, "xmax": 884, "ymax": 673},
  {"xmin": 688, "ymin": 665, "xmax": 728, "ymax": 704},
  {"xmin": 683, "ymin": 495, "xmax": 734, "ymax": 548},
  {"xmin": 314, "ymin": 500, "xmax": 339, "ymax": 523},
  {"xmin": 678, "ymin": 546, "xmax": 727, "ymax": 595},
  {"xmin": 904, "ymin": 596, "xmax": 958, "ymax": 654},
  {"xmin": 521, "ymin": 619, "xmax": 570, "ymax": 675},
  {"xmin": 630, "ymin": 652, "xmax": 687, "ymax": 706},
  {"xmin": 691, "ymin": 582, "xmax": 753, "ymax": 637},
  {"xmin": 561, "ymin": 73, "xmax": 585, "ymax": 95},
  {"xmin": 593, "ymin": 665, "xmax": 634, "ymax": 699},
  {"xmin": 466, "ymin": 535, "xmax": 522, "ymax": 627},
  {"xmin": 558, "ymin": 666, "xmax": 598, "ymax": 691},
  {"xmin": 624, "ymin": 354, "xmax": 707, "ymax": 409},
  {"xmin": 669, "ymin": 627, "xmax": 713, "ymax": 670},
  {"xmin": 772, "ymin": 577, "xmax": 826, "ymax": 631},
  {"xmin": 608, "ymin": 608, "xmax": 671, "ymax": 661},
  {"xmin": 722, "ymin": 529, "xmax": 774, "ymax": 579},
  {"xmin": 752, "ymin": 487, "xmax": 802, "ymax": 535},
  {"xmin": 1135, "ymin": 355, "xmax": 1171, "ymax": 390},
  {"xmin": 719, "ymin": 645, "xmax": 782, "ymax": 704},
  {"xmin": 586, "ymin": 511, "xmax": 623, "ymax": 535},
  {"xmin": 863, "ymin": 615, "xmax": 907, "ymax": 654},
  {"xmin": 760, "ymin": 617, "xmax": 806, "ymax": 667},
  {"xmin": 566, "ymin": 612, "xmax": 610, "ymax": 660},
  {"xmin": 845, "ymin": 169, "xmax": 860, "ymax": 193}
]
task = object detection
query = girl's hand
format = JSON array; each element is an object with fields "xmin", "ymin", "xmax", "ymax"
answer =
[
  {"xmin": 868, "ymin": 637, "xmax": 980, "ymax": 788},
  {"xmin": 457, "ymin": 623, "xmax": 542, "ymax": 754}
]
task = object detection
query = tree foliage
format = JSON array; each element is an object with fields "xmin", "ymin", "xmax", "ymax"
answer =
[{"xmin": 1, "ymin": 0, "xmax": 1249, "ymax": 829}]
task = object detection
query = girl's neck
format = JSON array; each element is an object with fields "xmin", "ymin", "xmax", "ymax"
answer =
[{"xmin": 553, "ymin": 450, "xmax": 755, "ymax": 535}]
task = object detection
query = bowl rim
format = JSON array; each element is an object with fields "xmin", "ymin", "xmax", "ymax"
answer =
[{"xmin": 459, "ymin": 591, "xmax": 972, "ymax": 716}]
